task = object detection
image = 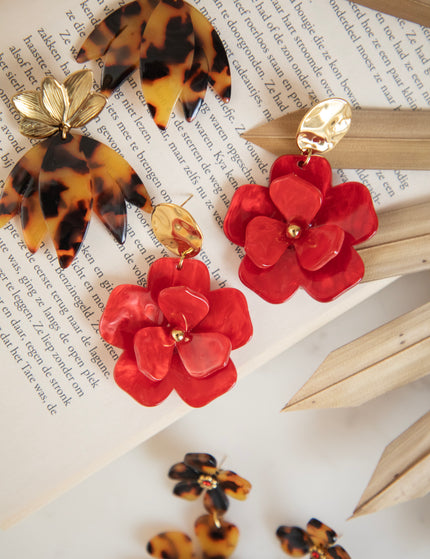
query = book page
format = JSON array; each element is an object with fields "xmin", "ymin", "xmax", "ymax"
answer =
[{"xmin": 0, "ymin": 0, "xmax": 428, "ymax": 527}]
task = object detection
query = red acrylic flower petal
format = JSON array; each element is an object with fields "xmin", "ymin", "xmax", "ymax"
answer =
[
  {"xmin": 99, "ymin": 285, "xmax": 163, "ymax": 350},
  {"xmin": 239, "ymin": 250, "xmax": 302, "ymax": 304},
  {"xmin": 314, "ymin": 181, "xmax": 378, "ymax": 244},
  {"xmin": 158, "ymin": 286, "xmax": 209, "ymax": 331},
  {"xmin": 301, "ymin": 243, "xmax": 364, "ymax": 302},
  {"xmin": 270, "ymin": 155, "xmax": 332, "ymax": 197},
  {"xmin": 296, "ymin": 224, "xmax": 345, "ymax": 272},
  {"xmin": 148, "ymin": 257, "xmax": 210, "ymax": 301},
  {"xmin": 195, "ymin": 288, "xmax": 253, "ymax": 350},
  {"xmin": 177, "ymin": 332, "xmax": 231, "ymax": 378},
  {"xmin": 113, "ymin": 349, "xmax": 173, "ymax": 406},
  {"xmin": 171, "ymin": 354, "xmax": 237, "ymax": 408},
  {"xmin": 134, "ymin": 326, "xmax": 175, "ymax": 381},
  {"xmin": 245, "ymin": 216, "xmax": 289, "ymax": 268},
  {"xmin": 270, "ymin": 174, "xmax": 322, "ymax": 225},
  {"xmin": 223, "ymin": 184, "xmax": 282, "ymax": 246}
]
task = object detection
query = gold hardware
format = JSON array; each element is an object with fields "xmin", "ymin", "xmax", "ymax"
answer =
[
  {"xmin": 296, "ymin": 98, "xmax": 352, "ymax": 155},
  {"xmin": 151, "ymin": 203, "xmax": 203, "ymax": 264},
  {"xmin": 287, "ymin": 223, "xmax": 302, "ymax": 239},
  {"xmin": 171, "ymin": 328, "xmax": 186, "ymax": 342},
  {"xmin": 12, "ymin": 69, "xmax": 106, "ymax": 139},
  {"xmin": 198, "ymin": 474, "xmax": 218, "ymax": 490}
]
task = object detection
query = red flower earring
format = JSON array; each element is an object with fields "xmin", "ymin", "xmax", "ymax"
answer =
[
  {"xmin": 224, "ymin": 99, "xmax": 378, "ymax": 303},
  {"xmin": 99, "ymin": 202, "xmax": 253, "ymax": 407}
]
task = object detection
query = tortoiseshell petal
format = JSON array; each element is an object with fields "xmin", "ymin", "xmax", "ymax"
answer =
[
  {"xmin": 203, "ymin": 487, "xmax": 229, "ymax": 514},
  {"xmin": 326, "ymin": 545, "xmax": 351, "ymax": 559},
  {"xmin": 90, "ymin": 158, "xmax": 127, "ymax": 243},
  {"xmin": 187, "ymin": 4, "xmax": 231, "ymax": 101},
  {"xmin": 195, "ymin": 514, "xmax": 239, "ymax": 559},
  {"xmin": 39, "ymin": 134, "xmax": 92, "ymax": 268},
  {"xmin": 306, "ymin": 519, "xmax": 337, "ymax": 547},
  {"xmin": 172, "ymin": 479, "xmax": 203, "ymax": 500},
  {"xmin": 184, "ymin": 452, "xmax": 218, "ymax": 474},
  {"xmin": 276, "ymin": 526, "xmax": 311, "ymax": 557},
  {"xmin": 218, "ymin": 469, "xmax": 252, "ymax": 500},
  {"xmin": 168, "ymin": 461, "xmax": 200, "ymax": 481},
  {"xmin": 147, "ymin": 531, "xmax": 197, "ymax": 559},
  {"xmin": 101, "ymin": 20, "xmax": 142, "ymax": 95},
  {"xmin": 140, "ymin": 0, "xmax": 195, "ymax": 129},
  {"xmin": 180, "ymin": 36, "xmax": 209, "ymax": 121},
  {"xmin": 21, "ymin": 179, "xmax": 47, "ymax": 253},
  {"xmin": 0, "ymin": 140, "xmax": 49, "ymax": 227},
  {"xmin": 76, "ymin": 1, "xmax": 152, "ymax": 63},
  {"xmin": 79, "ymin": 136, "xmax": 152, "ymax": 212}
]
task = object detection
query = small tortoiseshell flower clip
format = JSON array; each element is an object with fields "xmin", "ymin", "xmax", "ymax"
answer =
[
  {"xmin": 147, "ymin": 453, "xmax": 252, "ymax": 559},
  {"xmin": 223, "ymin": 99, "xmax": 378, "ymax": 303},
  {"xmin": 0, "ymin": 70, "xmax": 151, "ymax": 268},
  {"xmin": 168, "ymin": 452, "xmax": 252, "ymax": 514},
  {"xmin": 76, "ymin": 0, "xmax": 231, "ymax": 129},
  {"xmin": 277, "ymin": 518, "xmax": 351, "ymax": 559}
]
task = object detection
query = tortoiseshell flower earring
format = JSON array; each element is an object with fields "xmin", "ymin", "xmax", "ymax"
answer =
[
  {"xmin": 0, "ymin": 70, "xmax": 152, "ymax": 268},
  {"xmin": 147, "ymin": 453, "xmax": 252, "ymax": 558},
  {"xmin": 277, "ymin": 518, "xmax": 351, "ymax": 559},
  {"xmin": 76, "ymin": 0, "xmax": 231, "ymax": 129}
]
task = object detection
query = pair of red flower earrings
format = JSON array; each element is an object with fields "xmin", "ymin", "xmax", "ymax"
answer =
[
  {"xmin": 146, "ymin": 452, "xmax": 351, "ymax": 559},
  {"xmin": 0, "ymin": 1, "xmax": 378, "ymax": 409}
]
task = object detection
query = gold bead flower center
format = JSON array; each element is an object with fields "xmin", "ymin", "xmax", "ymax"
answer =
[
  {"xmin": 171, "ymin": 328, "xmax": 185, "ymax": 342},
  {"xmin": 198, "ymin": 474, "xmax": 218, "ymax": 490},
  {"xmin": 287, "ymin": 223, "xmax": 302, "ymax": 239}
]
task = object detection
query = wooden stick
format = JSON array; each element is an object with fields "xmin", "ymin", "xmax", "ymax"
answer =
[
  {"xmin": 354, "ymin": 0, "xmax": 430, "ymax": 27},
  {"xmin": 357, "ymin": 201, "xmax": 430, "ymax": 281},
  {"xmin": 283, "ymin": 302, "xmax": 430, "ymax": 411},
  {"xmin": 352, "ymin": 411, "xmax": 430, "ymax": 517},
  {"xmin": 241, "ymin": 109, "xmax": 430, "ymax": 170}
]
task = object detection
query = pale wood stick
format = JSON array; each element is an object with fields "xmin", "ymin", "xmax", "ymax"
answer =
[
  {"xmin": 352, "ymin": 410, "xmax": 430, "ymax": 518},
  {"xmin": 354, "ymin": 0, "xmax": 430, "ymax": 27},
  {"xmin": 283, "ymin": 302, "xmax": 430, "ymax": 411},
  {"xmin": 360, "ymin": 202, "xmax": 430, "ymax": 248},
  {"xmin": 359, "ymin": 234, "xmax": 430, "ymax": 281},
  {"xmin": 242, "ymin": 109, "xmax": 430, "ymax": 170}
]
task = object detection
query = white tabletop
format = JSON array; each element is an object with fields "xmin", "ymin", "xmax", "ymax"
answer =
[{"xmin": 1, "ymin": 271, "xmax": 429, "ymax": 559}]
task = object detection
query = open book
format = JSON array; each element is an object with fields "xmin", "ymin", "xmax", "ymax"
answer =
[{"xmin": 0, "ymin": 0, "xmax": 428, "ymax": 528}]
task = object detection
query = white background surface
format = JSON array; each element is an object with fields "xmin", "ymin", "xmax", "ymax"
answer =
[{"xmin": 1, "ymin": 271, "xmax": 429, "ymax": 558}]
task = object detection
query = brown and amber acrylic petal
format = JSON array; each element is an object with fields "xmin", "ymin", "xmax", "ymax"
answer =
[
  {"xmin": 187, "ymin": 4, "xmax": 231, "ymax": 101},
  {"xmin": 184, "ymin": 453, "xmax": 218, "ymax": 473},
  {"xmin": 89, "ymin": 160, "xmax": 127, "ymax": 244},
  {"xmin": 168, "ymin": 461, "xmax": 200, "ymax": 481},
  {"xmin": 195, "ymin": 514, "xmax": 239, "ymax": 559},
  {"xmin": 306, "ymin": 519, "xmax": 337, "ymax": 547},
  {"xmin": 0, "ymin": 140, "xmax": 49, "ymax": 228},
  {"xmin": 147, "ymin": 531, "xmax": 197, "ymax": 559},
  {"xmin": 326, "ymin": 545, "xmax": 351, "ymax": 559},
  {"xmin": 76, "ymin": 0, "xmax": 153, "ymax": 63},
  {"xmin": 218, "ymin": 469, "xmax": 252, "ymax": 500},
  {"xmin": 79, "ymin": 136, "xmax": 152, "ymax": 212},
  {"xmin": 21, "ymin": 181, "xmax": 47, "ymax": 253},
  {"xmin": 172, "ymin": 480, "xmax": 203, "ymax": 500},
  {"xmin": 39, "ymin": 134, "xmax": 92, "ymax": 268},
  {"xmin": 101, "ymin": 21, "xmax": 142, "ymax": 95},
  {"xmin": 180, "ymin": 36, "xmax": 209, "ymax": 121},
  {"xmin": 140, "ymin": 0, "xmax": 195, "ymax": 129},
  {"xmin": 276, "ymin": 526, "xmax": 312, "ymax": 557},
  {"xmin": 203, "ymin": 487, "xmax": 229, "ymax": 514}
]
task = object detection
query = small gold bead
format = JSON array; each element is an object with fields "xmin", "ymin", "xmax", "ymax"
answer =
[
  {"xmin": 287, "ymin": 223, "xmax": 302, "ymax": 239},
  {"xmin": 171, "ymin": 328, "xmax": 185, "ymax": 342}
]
